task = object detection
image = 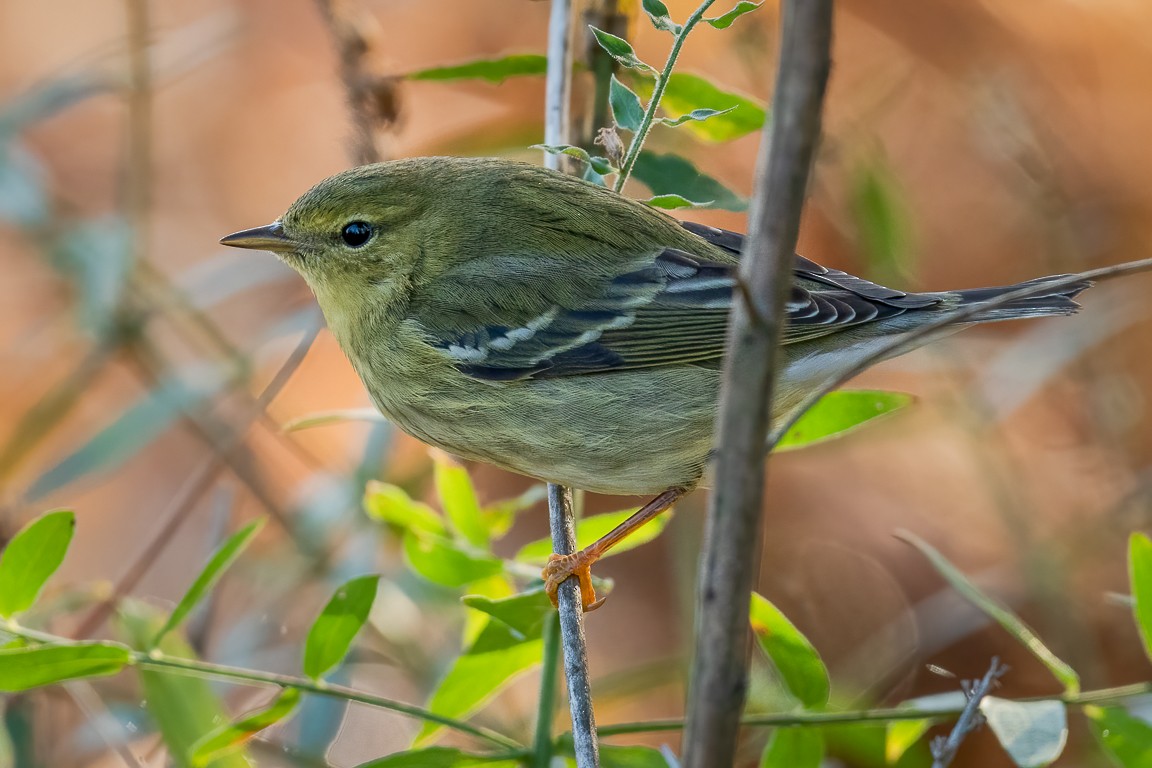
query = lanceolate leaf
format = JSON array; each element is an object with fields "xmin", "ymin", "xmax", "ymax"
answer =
[
  {"xmin": 705, "ymin": 1, "xmax": 764, "ymax": 30},
  {"xmin": 641, "ymin": 0, "xmax": 681, "ymax": 34},
  {"xmin": 303, "ymin": 575, "xmax": 380, "ymax": 680},
  {"xmin": 1128, "ymin": 533, "xmax": 1152, "ymax": 662},
  {"xmin": 749, "ymin": 592, "xmax": 829, "ymax": 709},
  {"xmin": 656, "ymin": 106, "xmax": 736, "ymax": 127},
  {"xmin": 588, "ymin": 27, "xmax": 655, "ymax": 73},
  {"xmin": 152, "ymin": 519, "xmax": 265, "ymax": 648},
  {"xmin": 632, "ymin": 151, "xmax": 746, "ymax": 211},
  {"xmin": 643, "ymin": 194, "xmax": 712, "ymax": 210},
  {"xmin": 363, "ymin": 481, "xmax": 446, "ymax": 536},
  {"xmin": 774, "ymin": 390, "xmax": 914, "ymax": 451},
  {"xmin": 0, "ymin": 509, "xmax": 74, "ymax": 618},
  {"xmin": 190, "ymin": 688, "xmax": 302, "ymax": 767},
  {"xmin": 610, "ymin": 75, "xmax": 645, "ymax": 132},
  {"xmin": 532, "ymin": 144, "xmax": 616, "ymax": 175},
  {"xmin": 1085, "ymin": 705, "xmax": 1152, "ymax": 767},
  {"xmin": 433, "ymin": 453, "xmax": 488, "ymax": 547},
  {"xmin": 0, "ymin": 642, "xmax": 131, "ymax": 692},
  {"xmin": 461, "ymin": 589, "xmax": 553, "ymax": 640},
  {"xmin": 760, "ymin": 727, "xmax": 823, "ymax": 768},
  {"xmin": 634, "ymin": 72, "xmax": 766, "ymax": 142},
  {"xmin": 980, "ymin": 697, "xmax": 1067, "ymax": 768},
  {"xmin": 405, "ymin": 55, "xmax": 548, "ymax": 84}
]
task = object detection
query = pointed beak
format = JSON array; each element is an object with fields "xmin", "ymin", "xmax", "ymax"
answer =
[{"xmin": 220, "ymin": 221, "xmax": 296, "ymax": 252}]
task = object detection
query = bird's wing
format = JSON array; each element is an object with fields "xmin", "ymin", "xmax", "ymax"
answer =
[{"xmin": 411, "ymin": 223, "xmax": 940, "ymax": 382}]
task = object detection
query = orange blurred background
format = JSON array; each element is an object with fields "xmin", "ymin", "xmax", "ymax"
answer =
[{"xmin": 1, "ymin": 0, "xmax": 1151, "ymax": 765}]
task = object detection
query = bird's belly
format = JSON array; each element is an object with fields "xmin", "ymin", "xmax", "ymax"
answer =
[{"xmin": 374, "ymin": 367, "xmax": 723, "ymax": 496}]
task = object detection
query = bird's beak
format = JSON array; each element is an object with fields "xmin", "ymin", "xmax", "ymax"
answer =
[{"xmin": 220, "ymin": 221, "xmax": 296, "ymax": 252}]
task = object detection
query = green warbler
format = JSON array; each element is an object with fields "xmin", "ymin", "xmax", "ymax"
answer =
[{"xmin": 223, "ymin": 155, "xmax": 1093, "ymax": 609}]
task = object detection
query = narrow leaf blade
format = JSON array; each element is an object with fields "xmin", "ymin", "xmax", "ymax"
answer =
[
  {"xmin": 749, "ymin": 592, "xmax": 829, "ymax": 709},
  {"xmin": 635, "ymin": 72, "xmax": 766, "ymax": 142},
  {"xmin": 433, "ymin": 452, "xmax": 488, "ymax": 547},
  {"xmin": 0, "ymin": 509, "xmax": 75, "ymax": 618},
  {"xmin": 190, "ymin": 688, "xmax": 301, "ymax": 768},
  {"xmin": 0, "ymin": 642, "xmax": 131, "ymax": 692},
  {"xmin": 303, "ymin": 575, "xmax": 379, "ymax": 680},
  {"xmin": 641, "ymin": 0, "xmax": 681, "ymax": 33},
  {"xmin": 356, "ymin": 747, "xmax": 521, "ymax": 767},
  {"xmin": 282, "ymin": 408, "xmax": 385, "ymax": 432},
  {"xmin": 1128, "ymin": 533, "xmax": 1152, "ymax": 662},
  {"xmin": 775, "ymin": 390, "xmax": 914, "ymax": 451},
  {"xmin": 405, "ymin": 54, "xmax": 548, "ymax": 84},
  {"xmin": 706, "ymin": 1, "xmax": 764, "ymax": 30},
  {"xmin": 760, "ymin": 727, "xmax": 823, "ymax": 768},
  {"xmin": 588, "ymin": 27, "xmax": 654, "ymax": 72}
]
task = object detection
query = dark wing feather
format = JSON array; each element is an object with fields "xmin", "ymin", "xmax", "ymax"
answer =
[{"xmin": 414, "ymin": 222, "xmax": 941, "ymax": 382}]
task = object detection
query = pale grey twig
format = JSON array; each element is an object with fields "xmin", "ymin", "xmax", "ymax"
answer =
[
  {"xmin": 931, "ymin": 658, "xmax": 1008, "ymax": 768},
  {"xmin": 681, "ymin": 1, "xmax": 833, "ymax": 766}
]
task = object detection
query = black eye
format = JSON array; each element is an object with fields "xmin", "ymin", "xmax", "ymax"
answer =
[{"xmin": 341, "ymin": 221, "xmax": 373, "ymax": 247}]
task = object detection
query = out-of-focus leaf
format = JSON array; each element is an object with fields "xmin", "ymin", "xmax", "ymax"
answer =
[
  {"xmin": 0, "ymin": 706, "xmax": 12, "ymax": 768},
  {"xmin": 0, "ymin": 643, "xmax": 131, "ymax": 692},
  {"xmin": 433, "ymin": 452, "xmax": 488, "ymax": 547},
  {"xmin": 50, "ymin": 216, "xmax": 133, "ymax": 334},
  {"xmin": 656, "ymin": 106, "xmax": 736, "ymax": 127},
  {"xmin": 980, "ymin": 697, "xmax": 1067, "ymax": 768},
  {"xmin": 415, "ymin": 621, "xmax": 542, "ymax": 745},
  {"xmin": 515, "ymin": 507, "xmax": 672, "ymax": 563},
  {"xmin": 851, "ymin": 156, "xmax": 913, "ymax": 284},
  {"xmin": 775, "ymin": 390, "xmax": 914, "ymax": 451},
  {"xmin": 886, "ymin": 719, "xmax": 933, "ymax": 764},
  {"xmin": 589, "ymin": 27, "xmax": 654, "ymax": 73},
  {"xmin": 599, "ymin": 745, "xmax": 673, "ymax": 767},
  {"xmin": 119, "ymin": 604, "xmax": 252, "ymax": 768},
  {"xmin": 898, "ymin": 531, "xmax": 1080, "ymax": 694},
  {"xmin": 532, "ymin": 144, "xmax": 616, "ymax": 175},
  {"xmin": 0, "ymin": 509, "xmax": 74, "ymax": 618},
  {"xmin": 641, "ymin": 0, "xmax": 681, "ymax": 34},
  {"xmin": 356, "ymin": 747, "xmax": 521, "ymax": 767},
  {"xmin": 1129, "ymin": 533, "xmax": 1152, "ymax": 662},
  {"xmin": 462, "ymin": 588, "xmax": 553, "ymax": 640},
  {"xmin": 303, "ymin": 575, "xmax": 379, "ymax": 680},
  {"xmin": 152, "ymin": 519, "xmax": 264, "ymax": 648},
  {"xmin": 281, "ymin": 407, "xmax": 386, "ymax": 432},
  {"xmin": 179, "ymin": 253, "xmax": 295, "ymax": 309},
  {"xmin": 610, "ymin": 75, "xmax": 645, "ymax": 132},
  {"xmin": 0, "ymin": 74, "xmax": 108, "ymax": 135},
  {"xmin": 1085, "ymin": 704, "xmax": 1152, "ymax": 767},
  {"xmin": 632, "ymin": 151, "xmax": 746, "ymax": 211},
  {"xmin": 406, "ymin": 55, "xmax": 548, "ymax": 84},
  {"xmin": 190, "ymin": 688, "xmax": 301, "ymax": 768},
  {"xmin": 749, "ymin": 592, "xmax": 829, "ymax": 709},
  {"xmin": 364, "ymin": 481, "xmax": 446, "ymax": 536},
  {"xmin": 760, "ymin": 727, "xmax": 823, "ymax": 768},
  {"xmin": 0, "ymin": 140, "xmax": 47, "ymax": 227},
  {"xmin": 481, "ymin": 484, "xmax": 546, "ymax": 541},
  {"xmin": 644, "ymin": 194, "xmax": 711, "ymax": 209},
  {"xmin": 404, "ymin": 530, "xmax": 503, "ymax": 587},
  {"xmin": 28, "ymin": 369, "xmax": 225, "ymax": 501},
  {"xmin": 635, "ymin": 72, "xmax": 766, "ymax": 142},
  {"xmin": 706, "ymin": 1, "xmax": 764, "ymax": 29}
]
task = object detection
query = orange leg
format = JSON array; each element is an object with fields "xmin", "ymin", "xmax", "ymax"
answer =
[{"xmin": 543, "ymin": 487, "xmax": 687, "ymax": 612}]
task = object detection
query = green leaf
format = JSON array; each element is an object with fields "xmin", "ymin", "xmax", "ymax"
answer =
[
  {"xmin": 643, "ymin": 194, "xmax": 712, "ymax": 209},
  {"xmin": 355, "ymin": 747, "xmax": 521, "ymax": 767},
  {"xmin": 0, "ymin": 509, "xmax": 74, "ymax": 618},
  {"xmin": 406, "ymin": 54, "xmax": 548, "ymax": 84},
  {"xmin": 153, "ymin": 519, "xmax": 263, "ymax": 648},
  {"xmin": 532, "ymin": 144, "xmax": 616, "ymax": 175},
  {"xmin": 635, "ymin": 72, "xmax": 766, "ymax": 142},
  {"xmin": 1085, "ymin": 705, "xmax": 1152, "ymax": 768},
  {"xmin": 28, "ymin": 370, "xmax": 225, "ymax": 500},
  {"xmin": 632, "ymin": 151, "xmax": 746, "ymax": 211},
  {"xmin": 897, "ymin": 531, "xmax": 1081, "ymax": 694},
  {"xmin": 281, "ymin": 407, "xmax": 385, "ymax": 432},
  {"xmin": 749, "ymin": 592, "xmax": 829, "ymax": 709},
  {"xmin": 364, "ymin": 481, "xmax": 446, "ymax": 536},
  {"xmin": 641, "ymin": 0, "xmax": 681, "ymax": 33},
  {"xmin": 515, "ymin": 507, "xmax": 673, "ymax": 563},
  {"xmin": 588, "ymin": 27, "xmax": 654, "ymax": 73},
  {"xmin": 775, "ymin": 390, "xmax": 914, "ymax": 451},
  {"xmin": 433, "ymin": 453, "xmax": 488, "ymax": 547},
  {"xmin": 980, "ymin": 697, "xmax": 1067, "ymax": 768},
  {"xmin": 404, "ymin": 530, "xmax": 504, "ymax": 587},
  {"xmin": 0, "ymin": 708, "xmax": 13, "ymax": 768},
  {"xmin": 655, "ymin": 106, "xmax": 737, "ymax": 127},
  {"xmin": 886, "ymin": 719, "xmax": 933, "ymax": 764},
  {"xmin": 706, "ymin": 1, "xmax": 764, "ymax": 29},
  {"xmin": 303, "ymin": 575, "xmax": 379, "ymax": 680},
  {"xmin": 190, "ymin": 688, "xmax": 301, "ymax": 767},
  {"xmin": 610, "ymin": 75, "xmax": 645, "ymax": 132},
  {"xmin": 851, "ymin": 156, "xmax": 914, "ymax": 284},
  {"xmin": 0, "ymin": 642, "xmax": 130, "ymax": 691},
  {"xmin": 600, "ymin": 745, "xmax": 674, "ymax": 767},
  {"xmin": 760, "ymin": 727, "xmax": 823, "ymax": 768},
  {"xmin": 1128, "ymin": 533, "xmax": 1152, "ymax": 662},
  {"xmin": 415, "ymin": 621, "xmax": 543, "ymax": 745},
  {"xmin": 481, "ymin": 484, "xmax": 546, "ymax": 541},
  {"xmin": 462, "ymin": 588, "xmax": 553, "ymax": 640}
]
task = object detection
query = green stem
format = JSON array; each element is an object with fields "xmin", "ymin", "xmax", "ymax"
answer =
[
  {"xmin": 597, "ymin": 681, "xmax": 1152, "ymax": 737},
  {"xmin": 0, "ymin": 621, "xmax": 523, "ymax": 751},
  {"xmin": 532, "ymin": 613, "xmax": 562, "ymax": 767},
  {"xmin": 613, "ymin": 0, "xmax": 719, "ymax": 192}
]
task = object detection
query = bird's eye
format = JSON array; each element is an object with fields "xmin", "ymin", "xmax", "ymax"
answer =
[{"xmin": 340, "ymin": 221, "xmax": 373, "ymax": 247}]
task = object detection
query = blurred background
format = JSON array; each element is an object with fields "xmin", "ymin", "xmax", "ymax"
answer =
[{"xmin": 1, "ymin": 0, "xmax": 1151, "ymax": 765}]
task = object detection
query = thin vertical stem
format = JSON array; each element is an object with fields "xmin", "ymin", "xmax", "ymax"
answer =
[
  {"xmin": 532, "ymin": 613, "xmax": 562, "ymax": 767},
  {"xmin": 681, "ymin": 1, "xmax": 833, "ymax": 766}
]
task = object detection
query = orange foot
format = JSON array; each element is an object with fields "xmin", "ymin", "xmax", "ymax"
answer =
[{"xmin": 543, "ymin": 550, "xmax": 606, "ymax": 612}]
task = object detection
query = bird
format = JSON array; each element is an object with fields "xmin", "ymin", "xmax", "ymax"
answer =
[{"xmin": 222, "ymin": 155, "xmax": 1096, "ymax": 611}]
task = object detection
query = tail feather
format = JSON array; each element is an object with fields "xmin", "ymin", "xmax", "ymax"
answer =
[{"xmin": 951, "ymin": 274, "xmax": 1094, "ymax": 323}]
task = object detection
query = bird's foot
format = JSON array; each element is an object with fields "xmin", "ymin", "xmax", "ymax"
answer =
[{"xmin": 543, "ymin": 549, "xmax": 606, "ymax": 612}]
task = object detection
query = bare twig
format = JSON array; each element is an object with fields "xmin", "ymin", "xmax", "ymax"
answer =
[
  {"xmin": 931, "ymin": 658, "xmax": 1008, "ymax": 768},
  {"xmin": 681, "ymin": 2, "xmax": 833, "ymax": 766},
  {"xmin": 313, "ymin": 0, "xmax": 399, "ymax": 165}
]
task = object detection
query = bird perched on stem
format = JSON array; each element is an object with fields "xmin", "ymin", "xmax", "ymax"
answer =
[{"xmin": 223, "ymin": 155, "xmax": 1102, "ymax": 611}]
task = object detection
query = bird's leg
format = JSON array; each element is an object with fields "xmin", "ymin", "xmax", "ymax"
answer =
[{"xmin": 543, "ymin": 487, "xmax": 687, "ymax": 612}]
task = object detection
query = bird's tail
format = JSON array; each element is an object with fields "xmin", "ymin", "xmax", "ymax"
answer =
[{"xmin": 949, "ymin": 274, "xmax": 1094, "ymax": 323}]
